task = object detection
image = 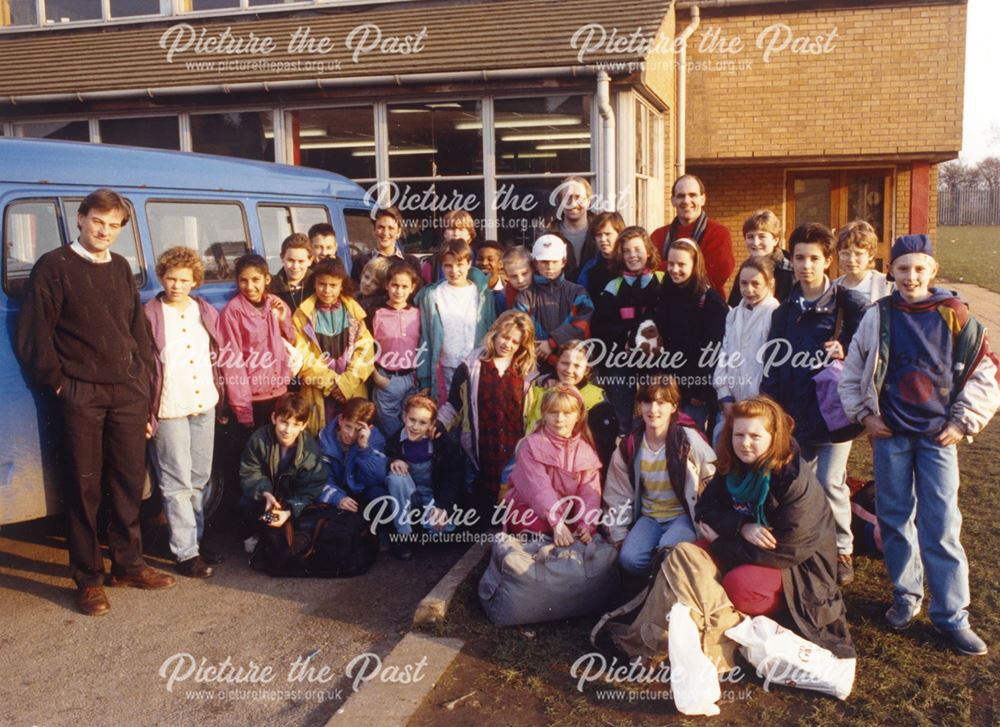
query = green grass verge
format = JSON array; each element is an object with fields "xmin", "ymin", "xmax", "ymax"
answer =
[
  {"xmin": 936, "ymin": 226, "xmax": 1000, "ymax": 293},
  {"xmin": 411, "ymin": 426, "xmax": 1000, "ymax": 727}
]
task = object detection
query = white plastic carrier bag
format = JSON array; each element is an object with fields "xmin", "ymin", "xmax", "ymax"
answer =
[{"xmin": 668, "ymin": 602, "xmax": 721, "ymax": 716}]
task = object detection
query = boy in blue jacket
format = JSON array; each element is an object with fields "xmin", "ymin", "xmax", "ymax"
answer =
[
  {"xmin": 840, "ymin": 235, "xmax": 1000, "ymax": 656},
  {"xmin": 317, "ymin": 397, "xmax": 389, "ymax": 516}
]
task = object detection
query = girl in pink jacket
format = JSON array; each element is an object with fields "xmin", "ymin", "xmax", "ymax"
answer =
[{"xmin": 503, "ymin": 385, "xmax": 602, "ymax": 546}]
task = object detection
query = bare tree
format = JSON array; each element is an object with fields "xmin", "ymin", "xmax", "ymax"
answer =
[
  {"xmin": 975, "ymin": 156, "xmax": 1000, "ymax": 192},
  {"xmin": 939, "ymin": 160, "xmax": 976, "ymax": 190}
]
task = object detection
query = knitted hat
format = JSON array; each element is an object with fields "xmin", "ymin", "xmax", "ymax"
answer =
[
  {"xmin": 532, "ymin": 234, "xmax": 567, "ymax": 261},
  {"xmin": 890, "ymin": 234, "xmax": 934, "ymax": 264}
]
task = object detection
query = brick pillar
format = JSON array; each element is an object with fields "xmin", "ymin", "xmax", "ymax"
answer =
[{"xmin": 909, "ymin": 162, "xmax": 930, "ymax": 234}]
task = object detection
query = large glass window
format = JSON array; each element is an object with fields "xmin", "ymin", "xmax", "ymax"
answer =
[
  {"xmin": 634, "ymin": 98, "xmax": 663, "ymax": 228},
  {"xmin": 2, "ymin": 0, "xmax": 37, "ymax": 26},
  {"xmin": 295, "ymin": 108, "xmax": 376, "ymax": 181},
  {"xmin": 109, "ymin": 0, "xmax": 161, "ymax": 18},
  {"xmin": 189, "ymin": 0, "xmax": 240, "ymax": 10},
  {"xmin": 146, "ymin": 201, "xmax": 249, "ymax": 282},
  {"xmin": 16, "ymin": 120, "xmax": 89, "ymax": 141},
  {"xmin": 100, "ymin": 116, "xmax": 180, "ymax": 150},
  {"xmin": 44, "ymin": 0, "xmax": 100, "ymax": 23},
  {"xmin": 257, "ymin": 204, "xmax": 329, "ymax": 273},
  {"xmin": 3, "ymin": 199, "xmax": 64, "ymax": 297},
  {"xmin": 191, "ymin": 112, "xmax": 274, "ymax": 161},
  {"xmin": 387, "ymin": 100, "xmax": 482, "ymax": 178},
  {"xmin": 374, "ymin": 179, "xmax": 485, "ymax": 252},
  {"xmin": 495, "ymin": 95, "xmax": 592, "ymax": 175}
]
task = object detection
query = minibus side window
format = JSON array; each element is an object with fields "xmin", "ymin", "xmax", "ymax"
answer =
[
  {"xmin": 146, "ymin": 201, "xmax": 249, "ymax": 283},
  {"xmin": 343, "ymin": 208, "xmax": 379, "ymax": 259},
  {"xmin": 3, "ymin": 199, "xmax": 65, "ymax": 298},
  {"xmin": 257, "ymin": 204, "xmax": 329, "ymax": 273},
  {"xmin": 62, "ymin": 197, "xmax": 144, "ymax": 286}
]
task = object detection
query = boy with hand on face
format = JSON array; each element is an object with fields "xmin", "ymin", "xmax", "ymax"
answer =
[
  {"xmin": 514, "ymin": 234, "xmax": 594, "ymax": 370},
  {"xmin": 317, "ymin": 398, "xmax": 389, "ymax": 520},
  {"xmin": 840, "ymin": 235, "xmax": 999, "ymax": 656}
]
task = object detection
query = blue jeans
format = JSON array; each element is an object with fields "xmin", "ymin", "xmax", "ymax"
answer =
[
  {"xmin": 798, "ymin": 440, "xmax": 853, "ymax": 555},
  {"xmin": 152, "ymin": 410, "xmax": 215, "ymax": 561},
  {"xmin": 386, "ymin": 465, "xmax": 456, "ymax": 537},
  {"xmin": 372, "ymin": 369, "xmax": 417, "ymax": 438},
  {"xmin": 873, "ymin": 435, "xmax": 969, "ymax": 630},
  {"xmin": 619, "ymin": 513, "xmax": 697, "ymax": 576}
]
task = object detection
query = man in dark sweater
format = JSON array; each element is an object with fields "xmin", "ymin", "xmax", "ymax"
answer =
[{"xmin": 16, "ymin": 188, "xmax": 176, "ymax": 616}]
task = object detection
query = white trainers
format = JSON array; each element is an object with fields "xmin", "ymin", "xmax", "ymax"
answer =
[{"xmin": 243, "ymin": 535, "xmax": 260, "ymax": 554}]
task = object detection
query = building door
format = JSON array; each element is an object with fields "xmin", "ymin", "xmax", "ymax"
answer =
[{"xmin": 787, "ymin": 169, "xmax": 893, "ymax": 275}]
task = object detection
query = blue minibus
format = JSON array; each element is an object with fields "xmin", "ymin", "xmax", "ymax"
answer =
[{"xmin": 0, "ymin": 137, "xmax": 375, "ymax": 525}]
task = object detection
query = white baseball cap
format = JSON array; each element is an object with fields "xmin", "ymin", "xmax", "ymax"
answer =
[{"xmin": 532, "ymin": 234, "xmax": 567, "ymax": 262}]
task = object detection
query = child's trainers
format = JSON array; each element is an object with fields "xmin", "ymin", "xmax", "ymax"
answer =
[
  {"xmin": 885, "ymin": 602, "xmax": 919, "ymax": 630},
  {"xmin": 940, "ymin": 627, "xmax": 988, "ymax": 656}
]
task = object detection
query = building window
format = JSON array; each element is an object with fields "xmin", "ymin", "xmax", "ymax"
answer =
[
  {"xmin": 494, "ymin": 94, "xmax": 594, "ymax": 247},
  {"xmin": 100, "ymin": 116, "xmax": 180, "ymax": 150},
  {"xmin": 495, "ymin": 95, "xmax": 591, "ymax": 176},
  {"xmin": 1, "ymin": 0, "xmax": 38, "ymax": 26},
  {"xmin": 43, "ymin": 0, "xmax": 101, "ymax": 23},
  {"xmin": 15, "ymin": 120, "xmax": 89, "ymax": 141},
  {"xmin": 634, "ymin": 98, "xmax": 663, "ymax": 229},
  {"xmin": 189, "ymin": 0, "xmax": 240, "ymax": 10},
  {"xmin": 146, "ymin": 200, "xmax": 249, "ymax": 282},
  {"xmin": 191, "ymin": 111, "xmax": 274, "ymax": 161},
  {"xmin": 3, "ymin": 199, "xmax": 64, "ymax": 297},
  {"xmin": 257, "ymin": 204, "xmax": 329, "ymax": 273},
  {"xmin": 387, "ymin": 100, "xmax": 482, "ymax": 178},
  {"xmin": 109, "ymin": 0, "xmax": 162, "ymax": 18},
  {"xmin": 787, "ymin": 169, "xmax": 893, "ymax": 273},
  {"xmin": 294, "ymin": 107, "xmax": 376, "ymax": 182}
]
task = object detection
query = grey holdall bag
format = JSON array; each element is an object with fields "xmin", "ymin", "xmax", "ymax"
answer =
[{"xmin": 478, "ymin": 532, "xmax": 620, "ymax": 626}]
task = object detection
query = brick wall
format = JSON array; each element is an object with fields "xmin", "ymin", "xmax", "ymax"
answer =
[{"xmin": 683, "ymin": 2, "xmax": 966, "ymax": 161}]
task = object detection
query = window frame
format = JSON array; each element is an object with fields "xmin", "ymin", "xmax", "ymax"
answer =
[
  {"xmin": 2, "ymin": 196, "xmax": 67, "ymax": 297},
  {"xmin": 144, "ymin": 197, "xmax": 251, "ymax": 284}
]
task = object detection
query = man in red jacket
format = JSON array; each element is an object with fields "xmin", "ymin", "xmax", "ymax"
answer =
[{"xmin": 651, "ymin": 174, "xmax": 735, "ymax": 297}]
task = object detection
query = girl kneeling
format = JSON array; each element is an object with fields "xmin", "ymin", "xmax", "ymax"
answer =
[
  {"xmin": 695, "ymin": 396, "xmax": 855, "ymax": 657},
  {"xmin": 603, "ymin": 377, "xmax": 716, "ymax": 577},
  {"xmin": 503, "ymin": 386, "xmax": 602, "ymax": 546}
]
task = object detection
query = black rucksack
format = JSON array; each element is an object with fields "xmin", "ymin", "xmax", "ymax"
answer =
[{"xmin": 250, "ymin": 504, "xmax": 378, "ymax": 578}]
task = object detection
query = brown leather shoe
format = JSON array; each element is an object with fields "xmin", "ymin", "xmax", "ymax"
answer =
[
  {"xmin": 108, "ymin": 566, "xmax": 177, "ymax": 590},
  {"xmin": 76, "ymin": 586, "xmax": 111, "ymax": 616}
]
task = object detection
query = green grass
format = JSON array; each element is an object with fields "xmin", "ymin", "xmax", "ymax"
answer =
[
  {"xmin": 410, "ymin": 427, "xmax": 1000, "ymax": 727},
  {"xmin": 936, "ymin": 226, "xmax": 1000, "ymax": 293}
]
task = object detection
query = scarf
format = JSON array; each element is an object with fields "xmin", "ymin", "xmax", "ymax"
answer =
[
  {"xmin": 726, "ymin": 467, "xmax": 771, "ymax": 527},
  {"xmin": 665, "ymin": 211, "xmax": 708, "ymax": 248}
]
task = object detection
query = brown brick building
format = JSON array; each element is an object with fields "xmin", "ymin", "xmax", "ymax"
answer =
[{"xmin": 0, "ymin": 0, "xmax": 966, "ymax": 283}]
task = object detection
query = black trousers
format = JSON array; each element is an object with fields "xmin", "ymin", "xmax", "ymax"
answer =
[{"xmin": 57, "ymin": 377, "xmax": 149, "ymax": 587}]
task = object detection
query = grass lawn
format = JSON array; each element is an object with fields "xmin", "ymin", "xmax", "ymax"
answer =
[
  {"xmin": 936, "ymin": 226, "xmax": 1000, "ymax": 293},
  {"xmin": 411, "ymin": 427, "xmax": 1000, "ymax": 727}
]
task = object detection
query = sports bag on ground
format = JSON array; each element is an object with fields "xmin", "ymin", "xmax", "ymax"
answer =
[
  {"xmin": 478, "ymin": 532, "xmax": 620, "ymax": 626},
  {"xmin": 250, "ymin": 504, "xmax": 377, "ymax": 578}
]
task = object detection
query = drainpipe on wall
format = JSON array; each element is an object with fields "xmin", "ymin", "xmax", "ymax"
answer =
[
  {"xmin": 676, "ymin": 5, "xmax": 701, "ymax": 178},
  {"xmin": 596, "ymin": 70, "xmax": 615, "ymax": 212}
]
